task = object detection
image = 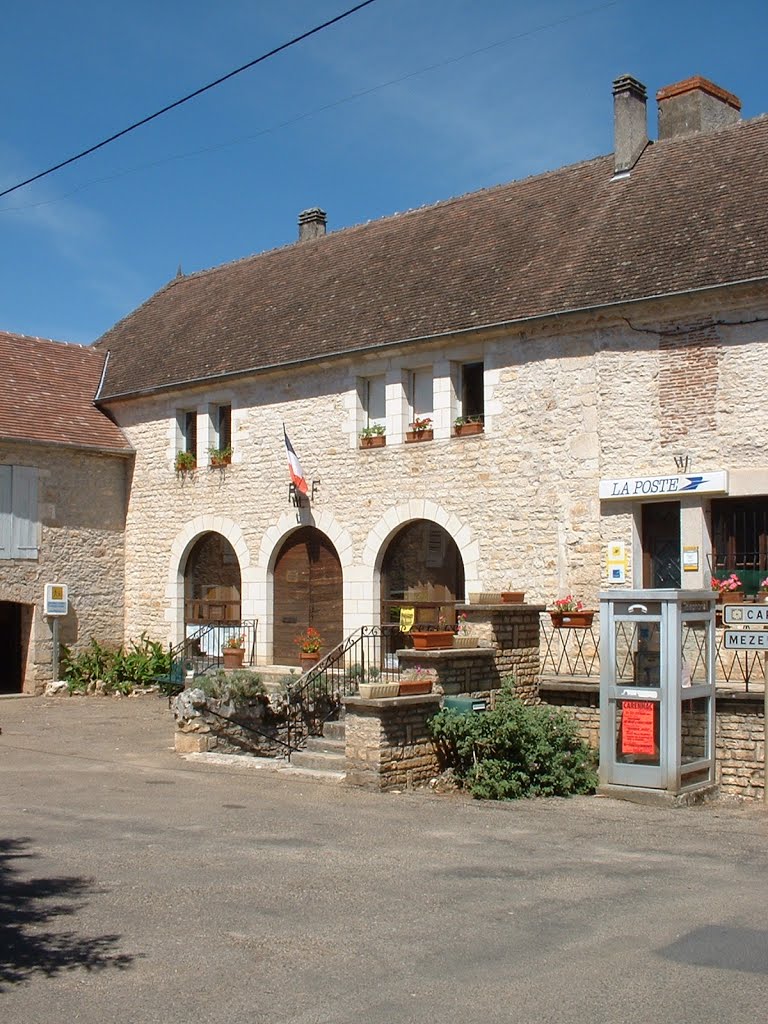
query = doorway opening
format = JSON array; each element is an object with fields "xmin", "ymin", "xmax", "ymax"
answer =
[
  {"xmin": 642, "ymin": 501, "xmax": 681, "ymax": 588},
  {"xmin": 183, "ymin": 532, "xmax": 242, "ymax": 626},
  {"xmin": 273, "ymin": 527, "xmax": 343, "ymax": 666},
  {"xmin": 0, "ymin": 602, "xmax": 27, "ymax": 693}
]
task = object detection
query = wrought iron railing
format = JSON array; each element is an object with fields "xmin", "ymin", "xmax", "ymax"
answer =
[
  {"xmin": 170, "ymin": 619, "xmax": 258, "ymax": 676},
  {"xmin": 285, "ymin": 624, "xmax": 401, "ymax": 753}
]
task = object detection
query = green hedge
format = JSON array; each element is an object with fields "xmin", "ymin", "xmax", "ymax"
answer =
[{"xmin": 428, "ymin": 679, "xmax": 598, "ymax": 800}]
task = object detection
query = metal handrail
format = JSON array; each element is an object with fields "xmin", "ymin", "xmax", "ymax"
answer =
[{"xmin": 169, "ymin": 620, "xmax": 258, "ymax": 676}]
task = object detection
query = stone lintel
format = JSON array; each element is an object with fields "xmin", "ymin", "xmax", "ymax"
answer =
[{"xmin": 343, "ymin": 693, "xmax": 442, "ymax": 710}]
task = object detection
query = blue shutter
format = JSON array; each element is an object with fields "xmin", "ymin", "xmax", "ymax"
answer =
[
  {"xmin": 11, "ymin": 466, "xmax": 38, "ymax": 559},
  {"xmin": 0, "ymin": 466, "xmax": 11, "ymax": 558}
]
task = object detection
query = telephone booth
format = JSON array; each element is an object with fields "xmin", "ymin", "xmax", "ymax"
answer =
[{"xmin": 599, "ymin": 590, "xmax": 717, "ymax": 799}]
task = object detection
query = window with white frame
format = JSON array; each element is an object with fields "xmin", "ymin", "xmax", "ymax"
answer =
[
  {"xmin": 458, "ymin": 361, "xmax": 484, "ymax": 421},
  {"xmin": 407, "ymin": 367, "xmax": 433, "ymax": 425},
  {"xmin": 0, "ymin": 465, "xmax": 39, "ymax": 559},
  {"xmin": 361, "ymin": 375, "xmax": 386, "ymax": 428},
  {"xmin": 212, "ymin": 404, "xmax": 232, "ymax": 453},
  {"xmin": 178, "ymin": 409, "xmax": 197, "ymax": 458}
]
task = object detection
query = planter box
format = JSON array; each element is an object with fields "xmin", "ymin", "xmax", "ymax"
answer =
[
  {"xmin": 359, "ymin": 682, "xmax": 400, "ymax": 699},
  {"xmin": 405, "ymin": 430, "xmax": 433, "ymax": 443},
  {"xmin": 468, "ymin": 592, "xmax": 503, "ymax": 604},
  {"xmin": 452, "ymin": 635, "xmax": 477, "ymax": 649},
  {"xmin": 453, "ymin": 422, "xmax": 484, "ymax": 437},
  {"xmin": 717, "ymin": 592, "xmax": 745, "ymax": 604},
  {"xmin": 360, "ymin": 435, "xmax": 386, "ymax": 449},
  {"xmin": 549, "ymin": 611, "xmax": 595, "ymax": 629},
  {"xmin": 501, "ymin": 591, "xmax": 525, "ymax": 603},
  {"xmin": 410, "ymin": 630, "xmax": 454, "ymax": 650},
  {"xmin": 398, "ymin": 679, "xmax": 433, "ymax": 696}
]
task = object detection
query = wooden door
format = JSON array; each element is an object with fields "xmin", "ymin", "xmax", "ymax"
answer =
[
  {"xmin": 641, "ymin": 501, "xmax": 681, "ymax": 588},
  {"xmin": 273, "ymin": 528, "xmax": 343, "ymax": 665}
]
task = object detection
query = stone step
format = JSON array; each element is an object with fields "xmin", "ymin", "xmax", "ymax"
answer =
[
  {"xmin": 303, "ymin": 735, "xmax": 344, "ymax": 756},
  {"xmin": 290, "ymin": 748, "xmax": 346, "ymax": 774},
  {"xmin": 322, "ymin": 719, "xmax": 346, "ymax": 742}
]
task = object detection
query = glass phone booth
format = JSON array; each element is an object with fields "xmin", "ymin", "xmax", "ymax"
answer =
[{"xmin": 599, "ymin": 590, "xmax": 717, "ymax": 799}]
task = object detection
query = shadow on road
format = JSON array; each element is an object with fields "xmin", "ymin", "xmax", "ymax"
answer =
[{"xmin": 0, "ymin": 836, "xmax": 137, "ymax": 991}]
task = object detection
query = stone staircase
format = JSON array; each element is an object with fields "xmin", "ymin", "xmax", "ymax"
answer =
[{"xmin": 289, "ymin": 719, "xmax": 346, "ymax": 778}]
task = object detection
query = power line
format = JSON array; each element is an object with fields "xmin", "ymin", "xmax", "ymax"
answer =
[
  {"xmin": 0, "ymin": 0, "xmax": 383, "ymax": 201},
  {"xmin": 1, "ymin": 0, "xmax": 621, "ymax": 215}
]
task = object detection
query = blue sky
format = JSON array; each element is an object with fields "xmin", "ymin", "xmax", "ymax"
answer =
[{"xmin": 2, "ymin": 0, "xmax": 767, "ymax": 344}]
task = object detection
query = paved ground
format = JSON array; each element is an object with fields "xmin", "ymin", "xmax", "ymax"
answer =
[{"xmin": 1, "ymin": 693, "xmax": 767, "ymax": 1024}]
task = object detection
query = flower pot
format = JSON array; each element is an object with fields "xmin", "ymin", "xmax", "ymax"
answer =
[
  {"xmin": 300, "ymin": 652, "xmax": 321, "ymax": 671},
  {"xmin": 453, "ymin": 422, "xmax": 484, "ymax": 437},
  {"xmin": 717, "ymin": 592, "xmax": 745, "ymax": 604},
  {"xmin": 222, "ymin": 647, "xmax": 245, "ymax": 669},
  {"xmin": 360, "ymin": 435, "xmax": 386, "ymax": 449},
  {"xmin": 410, "ymin": 630, "xmax": 454, "ymax": 650},
  {"xmin": 358, "ymin": 682, "xmax": 400, "ymax": 699},
  {"xmin": 501, "ymin": 591, "xmax": 525, "ymax": 604},
  {"xmin": 398, "ymin": 679, "xmax": 433, "ymax": 696},
  {"xmin": 452, "ymin": 635, "xmax": 476, "ymax": 649},
  {"xmin": 549, "ymin": 611, "xmax": 595, "ymax": 629},
  {"xmin": 210, "ymin": 455, "xmax": 231, "ymax": 468},
  {"xmin": 405, "ymin": 429, "xmax": 433, "ymax": 443}
]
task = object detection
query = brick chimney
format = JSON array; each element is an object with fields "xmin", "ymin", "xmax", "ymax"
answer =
[
  {"xmin": 656, "ymin": 76, "xmax": 741, "ymax": 140},
  {"xmin": 612, "ymin": 75, "xmax": 649, "ymax": 175},
  {"xmin": 298, "ymin": 208, "xmax": 327, "ymax": 242}
]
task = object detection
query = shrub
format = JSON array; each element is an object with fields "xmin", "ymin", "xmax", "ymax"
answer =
[
  {"xmin": 428, "ymin": 678, "xmax": 598, "ymax": 800},
  {"xmin": 60, "ymin": 634, "xmax": 170, "ymax": 695},
  {"xmin": 196, "ymin": 670, "xmax": 265, "ymax": 702}
]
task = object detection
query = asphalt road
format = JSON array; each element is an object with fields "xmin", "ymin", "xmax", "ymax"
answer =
[{"xmin": 1, "ymin": 694, "xmax": 767, "ymax": 1024}]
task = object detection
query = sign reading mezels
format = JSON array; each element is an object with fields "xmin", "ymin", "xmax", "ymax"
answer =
[{"xmin": 599, "ymin": 471, "xmax": 728, "ymax": 501}]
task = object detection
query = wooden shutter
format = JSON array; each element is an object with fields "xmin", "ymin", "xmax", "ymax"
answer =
[
  {"xmin": 0, "ymin": 466, "xmax": 11, "ymax": 558},
  {"xmin": 11, "ymin": 466, "xmax": 38, "ymax": 559}
]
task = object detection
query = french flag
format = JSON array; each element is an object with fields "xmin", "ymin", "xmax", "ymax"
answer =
[{"xmin": 284, "ymin": 427, "xmax": 309, "ymax": 496}]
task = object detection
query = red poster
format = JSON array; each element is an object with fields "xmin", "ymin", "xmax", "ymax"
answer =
[{"xmin": 621, "ymin": 700, "xmax": 657, "ymax": 757}]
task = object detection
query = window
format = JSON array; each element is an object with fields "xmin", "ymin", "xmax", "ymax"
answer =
[
  {"xmin": 460, "ymin": 361, "xmax": 484, "ymax": 421},
  {"xmin": 362, "ymin": 376, "xmax": 385, "ymax": 428},
  {"xmin": 408, "ymin": 367, "xmax": 433, "ymax": 423},
  {"xmin": 213, "ymin": 404, "xmax": 232, "ymax": 452},
  {"xmin": 0, "ymin": 466, "xmax": 39, "ymax": 559},
  {"xmin": 178, "ymin": 410, "xmax": 197, "ymax": 457},
  {"xmin": 711, "ymin": 497, "xmax": 768, "ymax": 591}
]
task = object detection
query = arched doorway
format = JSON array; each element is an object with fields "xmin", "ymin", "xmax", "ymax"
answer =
[
  {"xmin": 273, "ymin": 527, "xmax": 343, "ymax": 665},
  {"xmin": 184, "ymin": 532, "xmax": 241, "ymax": 625},
  {"xmin": 381, "ymin": 520, "xmax": 465, "ymax": 637}
]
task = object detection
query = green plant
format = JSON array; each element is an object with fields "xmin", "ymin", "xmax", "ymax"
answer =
[
  {"xmin": 174, "ymin": 450, "xmax": 196, "ymax": 473},
  {"xmin": 60, "ymin": 633, "xmax": 170, "ymax": 695},
  {"xmin": 223, "ymin": 633, "xmax": 244, "ymax": 650},
  {"xmin": 551, "ymin": 595, "xmax": 585, "ymax": 613},
  {"xmin": 409, "ymin": 416, "xmax": 432, "ymax": 433},
  {"xmin": 197, "ymin": 670, "xmax": 265, "ymax": 701},
  {"xmin": 208, "ymin": 445, "xmax": 232, "ymax": 466},
  {"xmin": 294, "ymin": 627, "xmax": 323, "ymax": 653},
  {"xmin": 360, "ymin": 424, "xmax": 385, "ymax": 439},
  {"xmin": 453, "ymin": 414, "xmax": 482, "ymax": 427},
  {"xmin": 428, "ymin": 678, "xmax": 598, "ymax": 800}
]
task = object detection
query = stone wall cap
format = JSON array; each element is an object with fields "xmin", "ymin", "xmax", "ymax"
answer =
[
  {"xmin": 457, "ymin": 603, "xmax": 548, "ymax": 612},
  {"xmin": 396, "ymin": 647, "xmax": 496, "ymax": 658},
  {"xmin": 343, "ymin": 694, "xmax": 442, "ymax": 709}
]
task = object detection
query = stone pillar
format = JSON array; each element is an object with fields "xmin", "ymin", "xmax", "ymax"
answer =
[
  {"xmin": 343, "ymin": 693, "xmax": 441, "ymax": 791},
  {"xmin": 456, "ymin": 603, "xmax": 544, "ymax": 701}
]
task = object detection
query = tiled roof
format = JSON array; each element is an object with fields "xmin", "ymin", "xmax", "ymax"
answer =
[
  {"xmin": 0, "ymin": 332, "xmax": 133, "ymax": 452},
  {"xmin": 96, "ymin": 114, "xmax": 768, "ymax": 400}
]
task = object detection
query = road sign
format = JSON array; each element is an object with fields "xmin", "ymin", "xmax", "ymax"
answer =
[
  {"xmin": 44, "ymin": 583, "xmax": 68, "ymax": 616},
  {"xmin": 722, "ymin": 603, "xmax": 768, "ymax": 625},
  {"xmin": 723, "ymin": 629, "xmax": 768, "ymax": 650}
]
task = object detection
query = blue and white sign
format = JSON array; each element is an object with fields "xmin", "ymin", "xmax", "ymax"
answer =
[
  {"xmin": 722, "ymin": 604, "xmax": 768, "ymax": 626},
  {"xmin": 724, "ymin": 629, "xmax": 768, "ymax": 650},
  {"xmin": 44, "ymin": 583, "xmax": 69, "ymax": 617},
  {"xmin": 599, "ymin": 471, "xmax": 728, "ymax": 501}
]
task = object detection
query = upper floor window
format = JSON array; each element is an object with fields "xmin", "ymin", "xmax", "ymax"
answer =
[
  {"xmin": 459, "ymin": 361, "xmax": 484, "ymax": 421},
  {"xmin": 362, "ymin": 376, "xmax": 386, "ymax": 428},
  {"xmin": 0, "ymin": 465, "xmax": 38, "ymax": 560},
  {"xmin": 408, "ymin": 367, "xmax": 433, "ymax": 423},
  {"xmin": 178, "ymin": 409, "xmax": 197, "ymax": 457},
  {"xmin": 212, "ymin": 404, "xmax": 232, "ymax": 452}
]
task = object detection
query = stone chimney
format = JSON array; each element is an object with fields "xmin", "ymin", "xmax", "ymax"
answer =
[
  {"xmin": 298, "ymin": 208, "xmax": 327, "ymax": 242},
  {"xmin": 612, "ymin": 74, "xmax": 649, "ymax": 175},
  {"xmin": 656, "ymin": 76, "xmax": 741, "ymax": 140}
]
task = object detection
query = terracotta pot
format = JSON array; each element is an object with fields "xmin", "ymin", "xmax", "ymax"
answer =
[
  {"xmin": 501, "ymin": 591, "xmax": 525, "ymax": 604},
  {"xmin": 222, "ymin": 647, "xmax": 245, "ymax": 669},
  {"xmin": 549, "ymin": 611, "xmax": 595, "ymax": 629},
  {"xmin": 398, "ymin": 679, "xmax": 433, "ymax": 696},
  {"xmin": 410, "ymin": 630, "xmax": 454, "ymax": 650},
  {"xmin": 210, "ymin": 454, "xmax": 231, "ymax": 468},
  {"xmin": 453, "ymin": 422, "xmax": 484, "ymax": 437},
  {"xmin": 717, "ymin": 592, "xmax": 745, "ymax": 604},
  {"xmin": 300, "ymin": 652, "xmax": 321, "ymax": 670},
  {"xmin": 360, "ymin": 435, "xmax": 386, "ymax": 449},
  {"xmin": 405, "ymin": 429, "xmax": 434, "ymax": 443}
]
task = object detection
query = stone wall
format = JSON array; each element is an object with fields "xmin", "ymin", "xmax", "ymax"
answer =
[
  {"xmin": 540, "ymin": 683, "xmax": 766, "ymax": 800},
  {"xmin": 173, "ymin": 687, "xmax": 290, "ymax": 757},
  {"xmin": 0, "ymin": 443, "xmax": 128, "ymax": 693},
  {"xmin": 343, "ymin": 694, "xmax": 441, "ymax": 791}
]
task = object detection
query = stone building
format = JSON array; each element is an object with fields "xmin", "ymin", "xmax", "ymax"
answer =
[
  {"xmin": 0, "ymin": 332, "xmax": 132, "ymax": 693},
  {"xmin": 91, "ymin": 74, "xmax": 768, "ymax": 671},
  {"xmin": 4, "ymin": 74, "xmax": 768, "ymax": 693}
]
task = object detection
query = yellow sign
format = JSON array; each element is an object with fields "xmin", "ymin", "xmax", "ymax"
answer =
[{"xmin": 399, "ymin": 607, "xmax": 415, "ymax": 633}]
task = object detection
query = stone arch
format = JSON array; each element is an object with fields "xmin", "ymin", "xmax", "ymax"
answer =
[
  {"xmin": 166, "ymin": 516, "xmax": 255, "ymax": 643},
  {"xmin": 359, "ymin": 500, "xmax": 482, "ymax": 627}
]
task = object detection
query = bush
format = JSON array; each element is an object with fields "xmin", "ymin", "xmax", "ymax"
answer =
[
  {"xmin": 196, "ymin": 670, "xmax": 265, "ymax": 702},
  {"xmin": 61, "ymin": 634, "xmax": 170, "ymax": 695},
  {"xmin": 428, "ymin": 679, "xmax": 598, "ymax": 800}
]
